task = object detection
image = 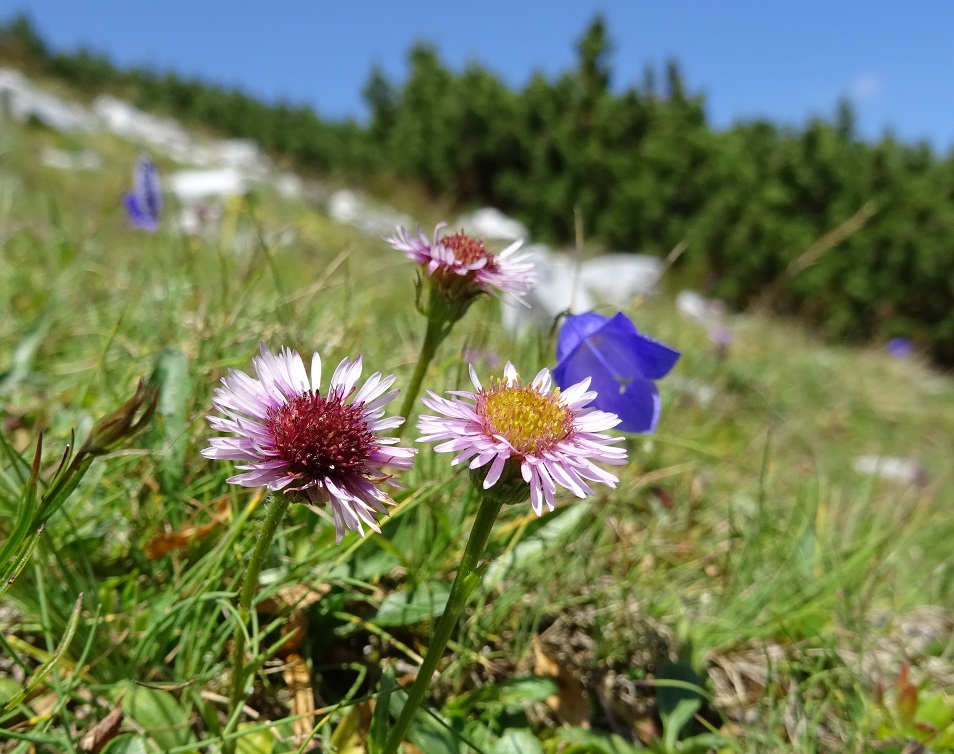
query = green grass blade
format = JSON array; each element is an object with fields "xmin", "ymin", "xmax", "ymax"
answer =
[
  {"xmin": 145, "ymin": 348, "xmax": 191, "ymax": 498},
  {"xmin": 0, "ymin": 524, "xmax": 44, "ymax": 600},
  {"xmin": 3, "ymin": 592, "xmax": 83, "ymax": 711},
  {"xmin": 0, "ymin": 435, "xmax": 42, "ymax": 569}
]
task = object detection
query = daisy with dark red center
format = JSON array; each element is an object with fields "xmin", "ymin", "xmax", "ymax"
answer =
[
  {"xmin": 387, "ymin": 222, "xmax": 534, "ymax": 303},
  {"xmin": 202, "ymin": 343, "xmax": 416, "ymax": 542},
  {"xmin": 417, "ymin": 362, "xmax": 627, "ymax": 514}
]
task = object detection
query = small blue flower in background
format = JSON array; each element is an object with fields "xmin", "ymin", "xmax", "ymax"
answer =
[
  {"xmin": 461, "ymin": 345, "xmax": 501, "ymax": 370},
  {"xmin": 886, "ymin": 337, "xmax": 913, "ymax": 359},
  {"xmin": 124, "ymin": 154, "xmax": 162, "ymax": 231},
  {"xmin": 709, "ymin": 327, "xmax": 733, "ymax": 359},
  {"xmin": 554, "ymin": 312, "xmax": 680, "ymax": 433}
]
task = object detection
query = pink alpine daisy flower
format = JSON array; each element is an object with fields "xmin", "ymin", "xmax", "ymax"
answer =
[
  {"xmin": 202, "ymin": 343, "xmax": 416, "ymax": 542},
  {"xmin": 417, "ymin": 362, "xmax": 627, "ymax": 515},
  {"xmin": 386, "ymin": 222, "xmax": 534, "ymax": 303}
]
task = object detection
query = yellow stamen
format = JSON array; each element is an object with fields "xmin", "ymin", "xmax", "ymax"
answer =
[{"xmin": 481, "ymin": 379, "xmax": 571, "ymax": 455}]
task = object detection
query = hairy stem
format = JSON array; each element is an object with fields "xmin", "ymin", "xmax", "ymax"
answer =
[
  {"xmin": 381, "ymin": 490, "xmax": 503, "ymax": 754},
  {"xmin": 223, "ymin": 495, "xmax": 291, "ymax": 753},
  {"xmin": 396, "ymin": 313, "xmax": 452, "ymax": 438}
]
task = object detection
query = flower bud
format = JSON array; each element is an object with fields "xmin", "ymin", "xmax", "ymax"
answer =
[{"xmin": 81, "ymin": 380, "xmax": 159, "ymax": 457}]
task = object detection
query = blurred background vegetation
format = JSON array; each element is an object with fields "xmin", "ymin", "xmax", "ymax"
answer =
[{"xmin": 3, "ymin": 13, "xmax": 952, "ymax": 364}]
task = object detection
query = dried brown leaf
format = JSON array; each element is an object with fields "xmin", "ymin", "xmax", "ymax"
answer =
[
  {"xmin": 329, "ymin": 698, "xmax": 373, "ymax": 753},
  {"xmin": 144, "ymin": 521, "xmax": 219, "ymax": 559},
  {"xmin": 259, "ymin": 582, "xmax": 331, "ymax": 615},
  {"xmin": 78, "ymin": 704, "xmax": 123, "ymax": 754},
  {"xmin": 144, "ymin": 498, "xmax": 231, "ymax": 560},
  {"xmin": 284, "ymin": 652, "xmax": 316, "ymax": 747},
  {"xmin": 532, "ymin": 634, "xmax": 590, "ymax": 727}
]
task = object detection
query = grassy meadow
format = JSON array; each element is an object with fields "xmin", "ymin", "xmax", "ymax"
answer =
[{"xmin": 1, "ymin": 116, "xmax": 953, "ymax": 753}]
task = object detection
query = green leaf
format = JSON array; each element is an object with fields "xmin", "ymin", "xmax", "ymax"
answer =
[
  {"xmin": 235, "ymin": 723, "xmax": 275, "ymax": 754},
  {"xmin": 494, "ymin": 729, "xmax": 544, "ymax": 754},
  {"xmin": 388, "ymin": 688, "xmax": 461, "ymax": 754},
  {"xmin": 329, "ymin": 701, "xmax": 371, "ymax": 753},
  {"xmin": 793, "ymin": 526, "xmax": 818, "ymax": 584},
  {"xmin": 0, "ymin": 318, "xmax": 51, "ymax": 389},
  {"xmin": 350, "ymin": 540, "xmax": 402, "ymax": 582},
  {"xmin": 0, "ymin": 437, "xmax": 44, "ymax": 595},
  {"xmin": 373, "ymin": 581, "xmax": 450, "ymax": 626},
  {"xmin": 444, "ymin": 676, "xmax": 558, "ymax": 717},
  {"xmin": 556, "ymin": 726, "xmax": 646, "ymax": 753},
  {"xmin": 0, "ymin": 434, "xmax": 43, "ymax": 573},
  {"xmin": 0, "ymin": 524, "xmax": 44, "ymax": 600},
  {"xmin": 655, "ymin": 659, "xmax": 705, "ymax": 719},
  {"xmin": 146, "ymin": 349, "xmax": 190, "ymax": 496},
  {"xmin": 121, "ymin": 681, "xmax": 196, "ymax": 751},
  {"xmin": 369, "ymin": 664, "xmax": 398, "ymax": 753},
  {"xmin": 483, "ymin": 503, "xmax": 590, "ymax": 588},
  {"xmin": 101, "ymin": 735, "xmax": 150, "ymax": 754},
  {"xmin": 662, "ymin": 698, "xmax": 702, "ymax": 750},
  {"xmin": 915, "ymin": 691, "xmax": 954, "ymax": 745},
  {"xmin": 655, "ymin": 660, "xmax": 706, "ymax": 747},
  {"xmin": 0, "ymin": 676, "xmax": 20, "ymax": 707},
  {"xmin": 460, "ymin": 719, "xmax": 498, "ymax": 752}
]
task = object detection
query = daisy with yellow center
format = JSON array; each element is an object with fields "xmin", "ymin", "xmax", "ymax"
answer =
[
  {"xmin": 386, "ymin": 365, "xmax": 626, "ymax": 753},
  {"xmin": 417, "ymin": 362, "xmax": 627, "ymax": 513}
]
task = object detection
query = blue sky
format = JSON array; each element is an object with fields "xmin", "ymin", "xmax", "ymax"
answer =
[{"xmin": 8, "ymin": 0, "xmax": 954, "ymax": 152}]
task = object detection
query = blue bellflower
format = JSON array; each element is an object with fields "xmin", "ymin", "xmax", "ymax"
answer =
[
  {"xmin": 554, "ymin": 312, "xmax": 680, "ymax": 433},
  {"xmin": 124, "ymin": 154, "xmax": 162, "ymax": 231},
  {"xmin": 886, "ymin": 337, "xmax": 913, "ymax": 359}
]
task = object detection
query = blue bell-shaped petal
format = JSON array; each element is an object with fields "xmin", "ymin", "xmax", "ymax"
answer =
[
  {"xmin": 554, "ymin": 312, "xmax": 680, "ymax": 433},
  {"xmin": 124, "ymin": 154, "xmax": 162, "ymax": 231}
]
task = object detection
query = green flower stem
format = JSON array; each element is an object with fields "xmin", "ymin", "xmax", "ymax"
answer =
[
  {"xmin": 395, "ymin": 311, "xmax": 453, "ymax": 439},
  {"xmin": 223, "ymin": 495, "xmax": 291, "ymax": 754},
  {"xmin": 382, "ymin": 489, "xmax": 504, "ymax": 754}
]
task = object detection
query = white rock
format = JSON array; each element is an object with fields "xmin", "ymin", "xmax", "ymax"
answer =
[
  {"xmin": 176, "ymin": 203, "xmax": 224, "ymax": 237},
  {"xmin": 214, "ymin": 139, "xmax": 265, "ymax": 167},
  {"xmin": 502, "ymin": 247, "xmax": 665, "ymax": 334},
  {"xmin": 457, "ymin": 207, "xmax": 529, "ymax": 241},
  {"xmin": 94, "ymin": 95, "xmax": 199, "ymax": 163},
  {"xmin": 212, "ymin": 138, "xmax": 271, "ymax": 179},
  {"xmin": 168, "ymin": 168, "xmax": 249, "ymax": 203},
  {"xmin": 668, "ymin": 375, "xmax": 716, "ymax": 408},
  {"xmin": 327, "ymin": 189, "xmax": 362, "ymax": 224},
  {"xmin": 0, "ymin": 67, "xmax": 94, "ymax": 132},
  {"xmin": 96, "ymin": 97, "xmax": 266, "ymax": 170},
  {"xmin": 677, "ymin": 290, "xmax": 726, "ymax": 326},
  {"xmin": 177, "ymin": 205, "xmax": 202, "ymax": 236},
  {"xmin": 327, "ymin": 189, "xmax": 412, "ymax": 236},
  {"xmin": 502, "ymin": 245, "xmax": 594, "ymax": 335},
  {"xmin": 39, "ymin": 146, "xmax": 102, "ymax": 171},
  {"xmin": 578, "ymin": 253, "xmax": 663, "ymax": 308},
  {"xmin": 275, "ymin": 172, "xmax": 303, "ymax": 199},
  {"xmin": 853, "ymin": 456, "xmax": 927, "ymax": 485}
]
